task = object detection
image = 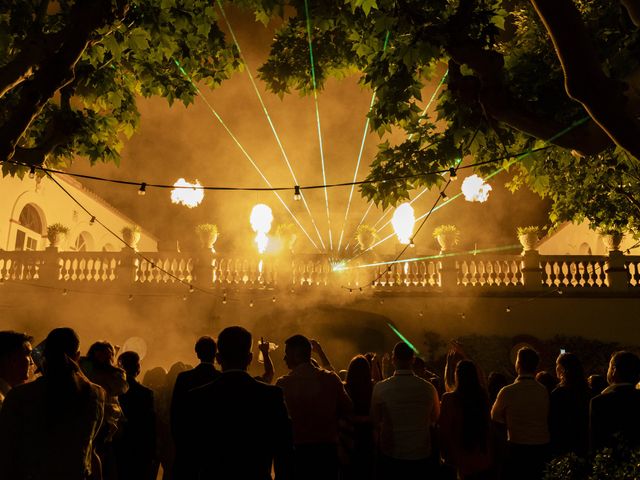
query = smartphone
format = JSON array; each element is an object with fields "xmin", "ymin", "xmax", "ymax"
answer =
[{"xmin": 560, "ymin": 348, "xmax": 566, "ymax": 355}]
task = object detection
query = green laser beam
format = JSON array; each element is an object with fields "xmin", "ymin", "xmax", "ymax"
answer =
[{"xmin": 387, "ymin": 323, "xmax": 420, "ymax": 354}]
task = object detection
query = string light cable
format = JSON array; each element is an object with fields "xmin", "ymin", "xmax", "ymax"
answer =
[
  {"xmin": 44, "ymin": 171, "xmax": 214, "ymax": 297},
  {"xmin": 215, "ymin": 0, "xmax": 327, "ymax": 251}
]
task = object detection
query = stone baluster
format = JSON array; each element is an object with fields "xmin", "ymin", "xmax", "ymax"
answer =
[
  {"xmin": 521, "ymin": 250, "xmax": 543, "ymax": 291},
  {"xmin": 39, "ymin": 246, "xmax": 60, "ymax": 284},
  {"xmin": 606, "ymin": 250, "xmax": 629, "ymax": 291}
]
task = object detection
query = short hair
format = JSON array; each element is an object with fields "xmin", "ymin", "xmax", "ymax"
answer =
[
  {"xmin": 195, "ymin": 336, "xmax": 217, "ymax": 362},
  {"xmin": 118, "ymin": 351, "xmax": 141, "ymax": 377},
  {"xmin": 393, "ymin": 342, "xmax": 414, "ymax": 362},
  {"xmin": 87, "ymin": 341, "xmax": 115, "ymax": 361},
  {"xmin": 284, "ymin": 335, "xmax": 312, "ymax": 361},
  {"xmin": 0, "ymin": 331, "xmax": 32, "ymax": 361},
  {"xmin": 611, "ymin": 351, "xmax": 640, "ymax": 384},
  {"xmin": 44, "ymin": 328, "xmax": 80, "ymax": 364},
  {"xmin": 217, "ymin": 326, "xmax": 252, "ymax": 365},
  {"xmin": 517, "ymin": 347, "xmax": 539, "ymax": 373}
]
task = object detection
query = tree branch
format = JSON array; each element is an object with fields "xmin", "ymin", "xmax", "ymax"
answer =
[
  {"xmin": 0, "ymin": 0, "xmax": 129, "ymax": 163},
  {"xmin": 621, "ymin": 0, "xmax": 640, "ymax": 27},
  {"xmin": 531, "ymin": 0, "xmax": 640, "ymax": 159}
]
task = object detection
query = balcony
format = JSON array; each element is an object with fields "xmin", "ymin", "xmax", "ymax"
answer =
[{"xmin": 1, "ymin": 247, "xmax": 638, "ymax": 297}]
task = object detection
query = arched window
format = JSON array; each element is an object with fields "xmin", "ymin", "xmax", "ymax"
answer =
[
  {"xmin": 14, "ymin": 204, "xmax": 44, "ymax": 251},
  {"xmin": 578, "ymin": 242, "xmax": 592, "ymax": 255},
  {"xmin": 69, "ymin": 232, "xmax": 94, "ymax": 252}
]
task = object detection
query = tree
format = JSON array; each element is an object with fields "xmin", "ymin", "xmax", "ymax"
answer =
[
  {"xmin": 0, "ymin": 0, "xmax": 240, "ymax": 175},
  {"xmin": 244, "ymin": 0, "xmax": 640, "ymax": 233}
]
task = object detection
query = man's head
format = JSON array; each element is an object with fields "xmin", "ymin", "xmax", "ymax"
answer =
[
  {"xmin": 392, "ymin": 342, "xmax": 414, "ymax": 370},
  {"xmin": 43, "ymin": 327, "xmax": 80, "ymax": 373},
  {"xmin": 118, "ymin": 351, "xmax": 141, "ymax": 379},
  {"xmin": 195, "ymin": 336, "xmax": 217, "ymax": 363},
  {"xmin": 216, "ymin": 326, "xmax": 252, "ymax": 371},
  {"xmin": 516, "ymin": 347, "xmax": 539, "ymax": 375},
  {"xmin": 284, "ymin": 334, "xmax": 312, "ymax": 369},
  {"xmin": 607, "ymin": 351, "xmax": 640, "ymax": 385},
  {"xmin": 0, "ymin": 331, "xmax": 33, "ymax": 386},
  {"xmin": 87, "ymin": 341, "xmax": 116, "ymax": 367}
]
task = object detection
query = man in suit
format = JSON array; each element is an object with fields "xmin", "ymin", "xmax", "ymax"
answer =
[
  {"xmin": 116, "ymin": 351, "xmax": 156, "ymax": 480},
  {"xmin": 188, "ymin": 326, "xmax": 293, "ymax": 479},
  {"xmin": 171, "ymin": 335, "xmax": 221, "ymax": 478},
  {"xmin": 590, "ymin": 351, "xmax": 640, "ymax": 452}
]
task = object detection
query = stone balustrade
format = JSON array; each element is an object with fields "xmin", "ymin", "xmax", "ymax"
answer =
[{"xmin": 0, "ymin": 248, "xmax": 638, "ymax": 295}]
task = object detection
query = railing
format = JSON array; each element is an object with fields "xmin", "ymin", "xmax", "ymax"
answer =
[{"xmin": 0, "ymin": 248, "xmax": 638, "ymax": 294}]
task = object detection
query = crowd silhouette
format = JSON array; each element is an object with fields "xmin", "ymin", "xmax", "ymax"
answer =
[{"xmin": 0, "ymin": 326, "xmax": 639, "ymax": 480}]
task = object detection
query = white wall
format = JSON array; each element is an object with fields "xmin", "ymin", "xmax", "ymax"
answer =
[
  {"xmin": 538, "ymin": 220, "xmax": 639, "ymax": 255},
  {"xmin": 0, "ymin": 174, "xmax": 157, "ymax": 252}
]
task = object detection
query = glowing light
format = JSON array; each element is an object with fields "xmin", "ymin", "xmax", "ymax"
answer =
[
  {"xmin": 171, "ymin": 178, "xmax": 204, "ymax": 208},
  {"xmin": 386, "ymin": 323, "xmax": 420, "ymax": 354},
  {"xmin": 461, "ymin": 174, "xmax": 492, "ymax": 203},
  {"xmin": 391, "ymin": 203, "xmax": 415, "ymax": 244},
  {"xmin": 331, "ymin": 260, "xmax": 347, "ymax": 272},
  {"xmin": 258, "ymin": 260, "xmax": 264, "ymax": 273},
  {"xmin": 250, "ymin": 204, "xmax": 273, "ymax": 254}
]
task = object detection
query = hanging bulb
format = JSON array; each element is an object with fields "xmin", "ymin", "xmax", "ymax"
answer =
[
  {"xmin": 272, "ymin": 296, "xmax": 276, "ymax": 303},
  {"xmin": 29, "ymin": 165, "xmax": 36, "ymax": 179},
  {"xmin": 418, "ymin": 311, "xmax": 424, "ymax": 317},
  {"xmin": 222, "ymin": 294, "xmax": 227, "ymax": 305},
  {"xmin": 189, "ymin": 285, "xmax": 195, "ymax": 293},
  {"xmin": 409, "ymin": 239, "xmax": 415, "ymax": 248},
  {"xmin": 62, "ymin": 289, "xmax": 68, "ymax": 296},
  {"xmin": 449, "ymin": 167, "xmax": 457, "ymax": 181},
  {"xmin": 138, "ymin": 182, "xmax": 147, "ymax": 196},
  {"xmin": 0, "ymin": 277, "xmax": 4, "ymax": 286},
  {"xmin": 128, "ymin": 294, "xmax": 134, "ymax": 301},
  {"xmin": 249, "ymin": 300, "xmax": 254, "ymax": 308},
  {"xmin": 506, "ymin": 306, "xmax": 511, "ymax": 313},
  {"xmin": 294, "ymin": 185, "xmax": 302, "ymax": 201},
  {"xmin": 359, "ymin": 287, "xmax": 363, "ymax": 293},
  {"xmin": 182, "ymin": 295, "xmax": 188, "ymax": 301},
  {"xmin": 440, "ymin": 191, "xmax": 448, "ymax": 200},
  {"xmin": 90, "ymin": 216, "xmax": 96, "ymax": 226},
  {"xmin": 460, "ymin": 312, "xmax": 466, "ymax": 319}
]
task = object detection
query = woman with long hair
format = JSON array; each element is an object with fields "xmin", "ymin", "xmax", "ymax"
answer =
[
  {"xmin": 549, "ymin": 352, "xmax": 590, "ymax": 456},
  {"xmin": 341, "ymin": 355, "xmax": 375, "ymax": 479},
  {"xmin": 439, "ymin": 360, "xmax": 493, "ymax": 479},
  {"xmin": 0, "ymin": 327, "xmax": 105, "ymax": 479}
]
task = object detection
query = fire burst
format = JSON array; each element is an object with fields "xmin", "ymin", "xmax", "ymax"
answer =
[
  {"xmin": 171, "ymin": 178, "xmax": 204, "ymax": 208},
  {"xmin": 461, "ymin": 174, "xmax": 492, "ymax": 202},
  {"xmin": 250, "ymin": 204, "xmax": 273, "ymax": 254},
  {"xmin": 391, "ymin": 203, "xmax": 415, "ymax": 245}
]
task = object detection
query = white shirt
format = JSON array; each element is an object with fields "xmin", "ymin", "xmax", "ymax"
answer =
[
  {"xmin": 371, "ymin": 370, "xmax": 440, "ymax": 460},
  {"xmin": 491, "ymin": 375, "xmax": 550, "ymax": 445}
]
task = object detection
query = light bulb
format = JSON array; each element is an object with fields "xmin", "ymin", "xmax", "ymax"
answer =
[
  {"xmin": 294, "ymin": 185, "xmax": 302, "ymax": 201},
  {"xmin": 189, "ymin": 285, "xmax": 195, "ymax": 293},
  {"xmin": 90, "ymin": 216, "xmax": 96, "ymax": 226},
  {"xmin": 62, "ymin": 289, "xmax": 68, "ymax": 296},
  {"xmin": 138, "ymin": 183, "xmax": 147, "ymax": 196},
  {"xmin": 29, "ymin": 165, "xmax": 36, "ymax": 179},
  {"xmin": 222, "ymin": 295, "xmax": 227, "ymax": 305},
  {"xmin": 272, "ymin": 296, "xmax": 276, "ymax": 303},
  {"xmin": 128, "ymin": 294, "xmax": 134, "ymax": 301},
  {"xmin": 449, "ymin": 167, "xmax": 457, "ymax": 181},
  {"xmin": 249, "ymin": 300, "xmax": 254, "ymax": 308},
  {"xmin": 506, "ymin": 306, "xmax": 511, "ymax": 313},
  {"xmin": 440, "ymin": 191, "xmax": 448, "ymax": 200}
]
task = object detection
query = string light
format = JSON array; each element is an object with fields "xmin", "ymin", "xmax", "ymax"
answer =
[
  {"xmin": 449, "ymin": 167, "xmax": 457, "ymax": 181},
  {"xmin": 29, "ymin": 165, "xmax": 36, "ymax": 179},
  {"xmin": 182, "ymin": 294, "xmax": 188, "ymax": 301},
  {"xmin": 249, "ymin": 300, "xmax": 254, "ymax": 307},
  {"xmin": 440, "ymin": 191, "xmax": 448, "ymax": 200},
  {"xmin": 138, "ymin": 182, "xmax": 147, "ymax": 196},
  {"xmin": 222, "ymin": 294, "xmax": 227, "ymax": 304},
  {"xmin": 506, "ymin": 306, "xmax": 511, "ymax": 313},
  {"xmin": 62, "ymin": 289, "xmax": 68, "ymax": 296},
  {"xmin": 409, "ymin": 240, "xmax": 415, "ymax": 248},
  {"xmin": 128, "ymin": 294, "xmax": 134, "ymax": 301},
  {"xmin": 90, "ymin": 216, "xmax": 96, "ymax": 226},
  {"xmin": 294, "ymin": 185, "xmax": 302, "ymax": 201},
  {"xmin": 272, "ymin": 296, "xmax": 276, "ymax": 303},
  {"xmin": 189, "ymin": 285, "xmax": 195, "ymax": 293}
]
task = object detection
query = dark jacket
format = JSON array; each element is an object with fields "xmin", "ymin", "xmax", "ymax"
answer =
[
  {"xmin": 549, "ymin": 384, "xmax": 590, "ymax": 456},
  {"xmin": 116, "ymin": 379, "xmax": 156, "ymax": 480},
  {"xmin": 590, "ymin": 383, "xmax": 640, "ymax": 452},
  {"xmin": 187, "ymin": 370, "xmax": 293, "ymax": 480}
]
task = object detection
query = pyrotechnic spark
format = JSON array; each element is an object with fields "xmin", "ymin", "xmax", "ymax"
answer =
[
  {"xmin": 461, "ymin": 174, "xmax": 492, "ymax": 203},
  {"xmin": 250, "ymin": 204, "xmax": 273, "ymax": 254},
  {"xmin": 171, "ymin": 178, "xmax": 204, "ymax": 208},
  {"xmin": 391, "ymin": 203, "xmax": 415, "ymax": 244}
]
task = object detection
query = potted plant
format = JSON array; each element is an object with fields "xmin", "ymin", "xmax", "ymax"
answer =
[
  {"xmin": 517, "ymin": 226, "xmax": 540, "ymax": 252},
  {"xmin": 356, "ymin": 224, "xmax": 378, "ymax": 251},
  {"xmin": 433, "ymin": 224, "xmax": 459, "ymax": 252},
  {"xmin": 275, "ymin": 223, "xmax": 297, "ymax": 253},
  {"xmin": 47, "ymin": 223, "xmax": 69, "ymax": 248},
  {"xmin": 195, "ymin": 223, "xmax": 219, "ymax": 251},
  {"xmin": 599, "ymin": 227, "xmax": 624, "ymax": 251},
  {"xmin": 121, "ymin": 225, "xmax": 142, "ymax": 250}
]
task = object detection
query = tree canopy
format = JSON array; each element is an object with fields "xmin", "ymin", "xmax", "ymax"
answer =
[
  {"xmin": 0, "ymin": 0, "xmax": 240, "ymax": 174},
  {"xmin": 2, "ymin": 0, "xmax": 640, "ymax": 234},
  {"xmin": 243, "ymin": 0, "xmax": 640, "ymax": 233}
]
